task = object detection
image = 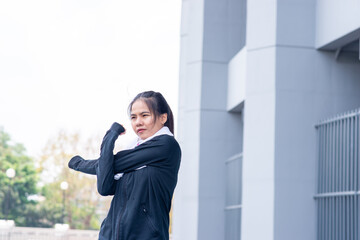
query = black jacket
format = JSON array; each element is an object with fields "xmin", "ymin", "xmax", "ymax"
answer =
[{"xmin": 68, "ymin": 123, "xmax": 181, "ymax": 240}]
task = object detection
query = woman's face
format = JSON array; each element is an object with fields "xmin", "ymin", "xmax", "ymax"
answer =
[{"xmin": 130, "ymin": 99, "xmax": 167, "ymax": 140}]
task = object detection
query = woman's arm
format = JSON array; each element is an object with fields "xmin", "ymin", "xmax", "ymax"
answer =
[
  {"xmin": 69, "ymin": 135, "xmax": 181, "ymax": 175},
  {"xmin": 68, "ymin": 156, "xmax": 97, "ymax": 175},
  {"xmin": 96, "ymin": 123, "xmax": 124, "ymax": 196},
  {"xmin": 68, "ymin": 122, "xmax": 125, "ymax": 196},
  {"xmin": 113, "ymin": 135, "xmax": 181, "ymax": 173}
]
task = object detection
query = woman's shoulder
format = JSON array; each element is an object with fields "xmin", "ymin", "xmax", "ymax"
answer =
[
  {"xmin": 151, "ymin": 134, "xmax": 180, "ymax": 150},
  {"xmin": 133, "ymin": 135, "xmax": 181, "ymax": 160},
  {"xmin": 154, "ymin": 135, "xmax": 181, "ymax": 161},
  {"xmin": 154, "ymin": 134, "xmax": 178, "ymax": 143}
]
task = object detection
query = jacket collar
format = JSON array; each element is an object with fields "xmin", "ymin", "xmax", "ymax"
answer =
[{"xmin": 135, "ymin": 126, "xmax": 173, "ymax": 147}]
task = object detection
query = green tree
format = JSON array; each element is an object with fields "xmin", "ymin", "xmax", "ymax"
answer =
[
  {"xmin": 0, "ymin": 127, "xmax": 38, "ymax": 226},
  {"xmin": 0, "ymin": 127, "xmax": 111, "ymax": 229}
]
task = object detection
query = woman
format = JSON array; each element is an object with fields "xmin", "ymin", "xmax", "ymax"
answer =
[{"xmin": 68, "ymin": 91, "xmax": 181, "ymax": 240}]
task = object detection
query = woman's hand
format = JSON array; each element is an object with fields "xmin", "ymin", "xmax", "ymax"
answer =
[
  {"xmin": 120, "ymin": 126, "xmax": 126, "ymax": 136},
  {"xmin": 110, "ymin": 122, "xmax": 126, "ymax": 135}
]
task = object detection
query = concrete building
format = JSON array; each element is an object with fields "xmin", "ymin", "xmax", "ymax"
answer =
[{"xmin": 172, "ymin": 0, "xmax": 360, "ymax": 240}]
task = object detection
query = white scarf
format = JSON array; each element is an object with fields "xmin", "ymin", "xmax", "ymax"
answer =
[{"xmin": 114, "ymin": 126, "xmax": 173, "ymax": 180}]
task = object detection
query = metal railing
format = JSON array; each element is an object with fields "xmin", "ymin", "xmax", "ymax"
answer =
[
  {"xmin": 315, "ymin": 108, "xmax": 360, "ymax": 240},
  {"xmin": 0, "ymin": 227, "xmax": 98, "ymax": 240}
]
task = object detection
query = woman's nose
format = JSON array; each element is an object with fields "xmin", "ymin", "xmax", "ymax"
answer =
[{"xmin": 135, "ymin": 117, "xmax": 142, "ymax": 126}]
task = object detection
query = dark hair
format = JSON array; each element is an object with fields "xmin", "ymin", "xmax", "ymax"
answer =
[{"xmin": 128, "ymin": 91, "xmax": 174, "ymax": 134}]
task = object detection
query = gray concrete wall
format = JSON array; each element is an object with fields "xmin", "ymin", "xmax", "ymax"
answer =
[
  {"xmin": 241, "ymin": 0, "xmax": 277, "ymax": 239},
  {"xmin": 242, "ymin": 0, "xmax": 360, "ymax": 240},
  {"xmin": 173, "ymin": 0, "xmax": 247, "ymax": 239},
  {"xmin": 316, "ymin": 0, "xmax": 360, "ymax": 49},
  {"xmin": 274, "ymin": 47, "xmax": 360, "ymax": 240},
  {"xmin": 273, "ymin": 1, "xmax": 317, "ymax": 240},
  {"xmin": 175, "ymin": 0, "xmax": 360, "ymax": 239},
  {"xmin": 241, "ymin": 48, "xmax": 277, "ymax": 240},
  {"xmin": 172, "ymin": 0, "xmax": 204, "ymax": 239}
]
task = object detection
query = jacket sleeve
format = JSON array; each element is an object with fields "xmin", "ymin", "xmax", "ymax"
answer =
[
  {"xmin": 68, "ymin": 135, "xmax": 180, "ymax": 180},
  {"xmin": 68, "ymin": 156, "xmax": 98, "ymax": 175},
  {"xmin": 113, "ymin": 135, "xmax": 181, "ymax": 173},
  {"xmin": 68, "ymin": 122, "xmax": 125, "ymax": 196}
]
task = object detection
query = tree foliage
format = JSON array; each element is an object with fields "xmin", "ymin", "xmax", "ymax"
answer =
[
  {"xmin": 38, "ymin": 130, "xmax": 109, "ymax": 230},
  {"xmin": 0, "ymin": 127, "xmax": 38, "ymax": 225},
  {"xmin": 0, "ymin": 127, "xmax": 110, "ymax": 229}
]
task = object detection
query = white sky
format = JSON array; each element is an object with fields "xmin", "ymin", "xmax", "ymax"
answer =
[{"xmin": 0, "ymin": 0, "xmax": 181, "ymax": 158}]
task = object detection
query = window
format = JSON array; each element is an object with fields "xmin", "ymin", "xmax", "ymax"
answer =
[
  {"xmin": 225, "ymin": 101, "xmax": 244, "ymax": 240},
  {"xmin": 225, "ymin": 153, "xmax": 242, "ymax": 240}
]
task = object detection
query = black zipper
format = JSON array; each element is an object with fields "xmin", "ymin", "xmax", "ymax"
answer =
[{"xmin": 116, "ymin": 175, "xmax": 128, "ymax": 240}]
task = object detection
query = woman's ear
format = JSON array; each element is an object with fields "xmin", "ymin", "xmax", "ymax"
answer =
[{"xmin": 160, "ymin": 113, "xmax": 168, "ymax": 125}]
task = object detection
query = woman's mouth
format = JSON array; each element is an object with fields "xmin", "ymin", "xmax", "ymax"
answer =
[{"xmin": 137, "ymin": 129, "xmax": 145, "ymax": 134}]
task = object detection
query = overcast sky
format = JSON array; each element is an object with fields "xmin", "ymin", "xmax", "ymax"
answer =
[{"xmin": 0, "ymin": 0, "xmax": 181, "ymax": 157}]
